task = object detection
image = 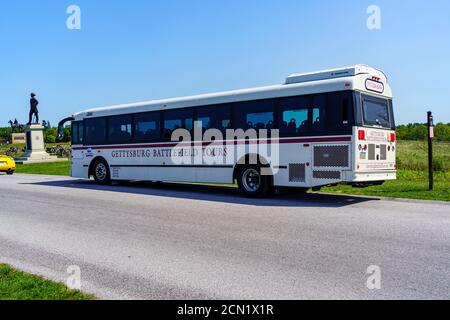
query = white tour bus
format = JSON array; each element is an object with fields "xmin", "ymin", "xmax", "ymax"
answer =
[{"xmin": 58, "ymin": 65, "xmax": 397, "ymax": 197}]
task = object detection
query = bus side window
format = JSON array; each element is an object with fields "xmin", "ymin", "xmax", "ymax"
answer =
[
  {"xmin": 279, "ymin": 96, "xmax": 310, "ymax": 137},
  {"xmin": 84, "ymin": 118, "xmax": 107, "ymax": 145},
  {"xmin": 78, "ymin": 122, "xmax": 84, "ymax": 144},
  {"xmin": 72, "ymin": 121, "xmax": 84, "ymax": 145},
  {"xmin": 134, "ymin": 112, "xmax": 160, "ymax": 142},
  {"xmin": 312, "ymin": 94, "xmax": 327, "ymax": 132},
  {"xmin": 342, "ymin": 99, "xmax": 349, "ymax": 124},
  {"xmin": 312, "ymin": 108, "xmax": 321, "ymax": 129},
  {"xmin": 72, "ymin": 122, "xmax": 79, "ymax": 144},
  {"xmin": 196, "ymin": 104, "xmax": 232, "ymax": 137},
  {"xmin": 246, "ymin": 112, "xmax": 274, "ymax": 131},
  {"xmin": 108, "ymin": 115, "xmax": 132, "ymax": 144},
  {"xmin": 233, "ymin": 100, "xmax": 275, "ymax": 134},
  {"xmin": 163, "ymin": 109, "xmax": 194, "ymax": 141},
  {"xmin": 326, "ymin": 91, "xmax": 354, "ymax": 134},
  {"xmin": 197, "ymin": 116, "xmax": 211, "ymax": 130}
]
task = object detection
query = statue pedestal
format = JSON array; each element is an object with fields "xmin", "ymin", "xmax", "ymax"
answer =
[{"xmin": 15, "ymin": 125, "xmax": 66, "ymax": 164}]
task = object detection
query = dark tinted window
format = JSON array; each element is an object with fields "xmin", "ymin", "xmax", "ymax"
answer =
[
  {"xmin": 84, "ymin": 118, "xmax": 106, "ymax": 145},
  {"xmin": 342, "ymin": 99, "xmax": 349, "ymax": 124},
  {"xmin": 389, "ymin": 100, "xmax": 396, "ymax": 129},
  {"xmin": 312, "ymin": 95, "xmax": 327, "ymax": 132},
  {"xmin": 278, "ymin": 92, "xmax": 354, "ymax": 136},
  {"xmin": 196, "ymin": 104, "xmax": 232, "ymax": 134},
  {"xmin": 163, "ymin": 109, "xmax": 194, "ymax": 141},
  {"xmin": 108, "ymin": 115, "xmax": 132, "ymax": 144},
  {"xmin": 71, "ymin": 121, "xmax": 84, "ymax": 145},
  {"xmin": 279, "ymin": 96, "xmax": 310, "ymax": 136},
  {"xmin": 363, "ymin": 96, "xmax": 390, "ymax": 127},
  {"xmin": 233, "ymin": 100, "xmax": 275, "ymax": 131},
  {"xmin": 326, "ymin": 91, "xmax": 354, "ymax": 134},
  {"xmin": 134, "ymin": 112, "xmax": 160, "ymax": 142}
]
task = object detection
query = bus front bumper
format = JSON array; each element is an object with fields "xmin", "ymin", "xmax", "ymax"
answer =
[{"xmin": 343, "ymin": 170, "xmax": 397, "ymax": 183}]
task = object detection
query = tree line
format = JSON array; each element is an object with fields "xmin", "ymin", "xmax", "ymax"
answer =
[
  {"xmin": 396, "ymin": 123, "xmax": 450, "ymax": 142},
  {"xmin": 0, "ymin": 125, "xmax": 71, "ymax": 144}
]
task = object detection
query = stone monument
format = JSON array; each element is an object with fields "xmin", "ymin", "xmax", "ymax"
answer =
[
  {"xmin": 15, "ymin": 124, "xmax": 61, "ymax": 164},
  {"xmin": 14, "ymin": 93, "xmax": 67, "ymax": 164}
]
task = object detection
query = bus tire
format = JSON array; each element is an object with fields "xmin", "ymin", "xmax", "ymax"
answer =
[
  {"xmin": 92, "ymin": 159, "xmax": 111, "ymax": 185},
  {"xmin": 237, "ymin": 165, "xmax": 273, "ymax": 198},
  {"xmin": 6, "ymin": 170, "xmax": 14, "ymax": 176}
]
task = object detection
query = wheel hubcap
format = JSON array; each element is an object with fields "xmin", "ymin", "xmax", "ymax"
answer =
[
  {"xmin": 242, "ymin": 168, "xmax": 261, "ymax": 192},
  {"xmin": 95, "ymin": 163, "xmax": 107, "ymax": 181}
]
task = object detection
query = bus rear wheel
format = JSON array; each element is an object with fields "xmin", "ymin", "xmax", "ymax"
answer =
[
  {"xmin": 6, "ymin": 170, "xmax": 14, "ymax": 176},
  {"xmin": 92, "ymin": 159, "xmax": 111, "ymax": 185},
  {"xmin": 237, "ymin": 165, "xmax": 273, "ymax": 198}
]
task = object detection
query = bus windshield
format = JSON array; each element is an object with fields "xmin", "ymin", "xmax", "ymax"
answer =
[{"xmin": 362, "ymin": 95, "xmax": 392, "ymax": 128}]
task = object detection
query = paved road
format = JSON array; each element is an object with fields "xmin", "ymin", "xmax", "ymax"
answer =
[{"xmin": 0, "ymin": 174, "xmax": 449, "ymax": 300}]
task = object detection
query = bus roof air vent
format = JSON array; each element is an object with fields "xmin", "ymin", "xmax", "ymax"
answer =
[{"xmin": 285, "ymin": 65, "xmax": 386, "ymax": 85}]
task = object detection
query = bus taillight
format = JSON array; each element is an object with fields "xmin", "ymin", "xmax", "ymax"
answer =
[
  {"xmin": 389, "ymin": 133, "xmax": 396, "ymax": 142},
  {"xmin": 358, "ymin": 130, "xmax": 366, "ymax": 141}
]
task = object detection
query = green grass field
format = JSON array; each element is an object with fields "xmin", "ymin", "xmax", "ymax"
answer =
[
  {"xmin": 5, "ymin": 140, "xmax": 450, "ymax": 201},
  {"xmin": 323, "ymin": 170, "xmax": 449, "ymax": 201},
  {"xmin": 15, "ymin": 161, "xmax": 70, "ymax": 176},
  {"xmin": 0, "ymin": 264, "xmax": 94, "ymax": 300},
  {"xmin": 395, "ymin": 140, "xmax": 449, "ymax": 172}
]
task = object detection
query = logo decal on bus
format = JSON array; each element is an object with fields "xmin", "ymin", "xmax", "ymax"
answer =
[
  {"xmin": 85, "ymin": 147, "xmax": 94, "ymax": 158},
  {"xmin": 365, "ymin": 79, "xmax": 384, "ymax": 93}
]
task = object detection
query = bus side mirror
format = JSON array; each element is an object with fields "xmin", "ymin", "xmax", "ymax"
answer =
[
  {"xmin": 57, "ymin": 125, "xmax": 64, "ymax": 141},
  {"xmin": 57, "ymin": 117, "xmax": 75, "ymax": 142}
]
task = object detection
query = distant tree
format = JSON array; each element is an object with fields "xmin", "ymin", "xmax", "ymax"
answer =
[
  {"xmin": 396, "ymin": 125, "xmax": 408, "ymax": 140},
  {"xmin": 0, "ymin": 127, "xmax": 12, "ymax": 141},
  {"xmin": 46, "ymin": 135, "xmax": 56, "ymax": 143},
  {"xmin": 435, "ymin": 123, "xmax": 450, "ymax": 142},
  {"xmin": 44, "ymin": 128, "xmax": 58, "ymax": 143},
  {"xmin": 45, "ymin": 135, "xmax": 56, "ymax": 143},
  {"xmin": 63, "ymin": 125, "xmax": 71, "ymax": 143}
]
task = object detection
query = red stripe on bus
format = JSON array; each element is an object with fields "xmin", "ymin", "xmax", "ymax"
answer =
[{"xmin": 72, "ymin": 136, "xmax": 352, "ymax": 151}]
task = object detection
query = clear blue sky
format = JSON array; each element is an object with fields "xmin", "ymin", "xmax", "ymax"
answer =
[{"xmin": 1, "ymin": 0, "xmax": 449, "ymax": 126}]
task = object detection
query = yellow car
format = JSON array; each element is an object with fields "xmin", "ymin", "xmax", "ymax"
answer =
[{"xmin": 0, "ymin": 156, "xmax": 16, "ymax": 175}]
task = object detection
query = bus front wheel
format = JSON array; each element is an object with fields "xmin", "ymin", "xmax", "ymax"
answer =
[
  {"xmin": 92, "ymin": 159, "xmax": 111, "ymax": 185},
  {"xmin": 237, "ymin": 165, "xmax": 273, "ymax": 198}
]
